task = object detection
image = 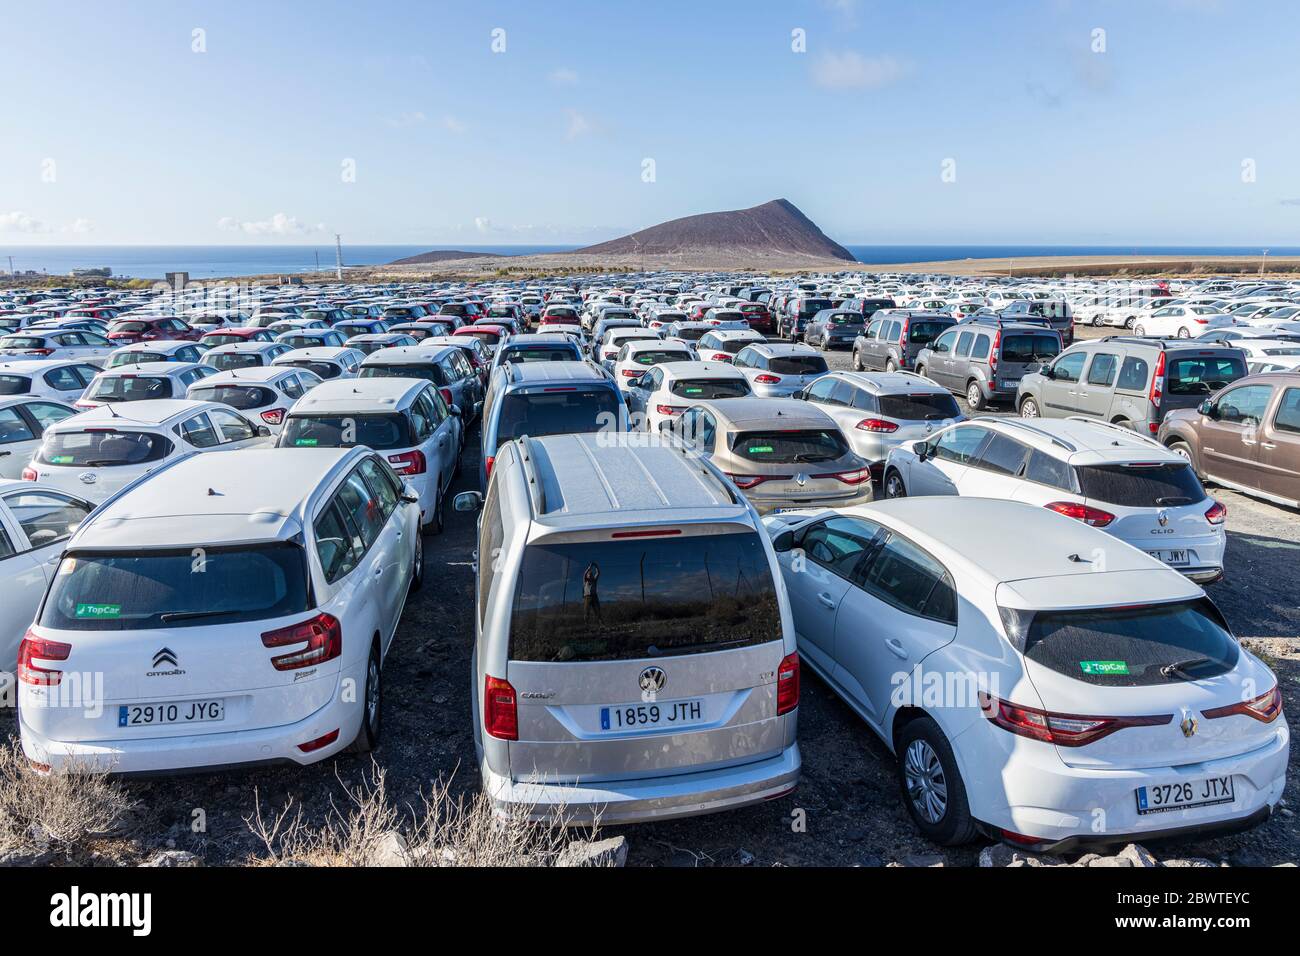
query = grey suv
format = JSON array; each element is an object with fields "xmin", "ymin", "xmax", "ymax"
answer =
[
  {"xmin": 1016, "ymin": 336, "xmax": 1249, "ymax": 435},
  {"xmin": 852, "ymin": 310, "xmax": 956, "ymax": 373},
  {"xmin": 916, "ymin": 320, "xmax": 1062, "ymax": 411},
  {"xmin": 994, "ymin": 298, "xmax": 1075, "ymax": 345}
]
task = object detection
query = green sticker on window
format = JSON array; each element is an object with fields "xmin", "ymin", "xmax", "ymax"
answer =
[
  {"xmin": 1080, "ymin": 660, "xmax": 1129, "ymax": 676},
  {"xmin": 748, "ymin": 445, "xmax": 774, "ymax": 454},
  {"xmin": 51, "ymin": 455, "xmax": 74, "ymax": 464},
  {"xmin": 684, "ymin": 387, "xmax": 702, "ymax": 394},
  {"xmin": 76, "ymin": 602, "xmax": 121, "ymax": 619},
  {"xmin": 294, "ymin": 438, "xmax": 319, "ymax": 446}
]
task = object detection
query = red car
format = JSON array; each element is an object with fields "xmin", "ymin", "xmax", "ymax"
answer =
[
  {"xmin": 735, "ymin": 302, "xmax": 774, "ymax": 333},
  {"xmin": 107, "ymin": 316, "xmax": 201, "ymax": 346},
  {"xmin": 200, "ymin": 326, "xmax": 276, "ymax": 347}
]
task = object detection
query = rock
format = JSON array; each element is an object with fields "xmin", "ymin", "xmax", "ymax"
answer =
[
  {"xmin": 370, "ymin": 831, "xmax": 411, "ymax": 867},
  {"xmin": 902, "ymin": 852, "xmax": 946, "ymax": 867},
  {"xmin": 737, "ymin": 849, "xmax": 755, "ymax": 866},
  {"xmin": 1085, "ymin": 855, "xmax": 1134, "ymax": 867},
  {"xmin": 979, "ymin": 844, "xmax": 1063, "ymax": 867},
  {"xmin": 0, "ymin": 848, "xmax": 56, "ymax": 867},
  {"xmin": 857, "ymin": 853, "xmax": 884, "ymax": 868},
  {"xmin": 141, "ymin": 850, "xmax": 203, "ymax": 867},
  {"xmin": 1163, "ymin": 858, "xmax": 1218, "ymax": 868},
  {"xmin": 1116, "ymin": 843, "xmax": 1160, "ymax": 868},
  {"xmin": 274, "ymin": 859, "xmax": 313, "ymax": 867},
  {"xmin": 555, "ymin": 835, "xmax": 628, "ymax": 868}
]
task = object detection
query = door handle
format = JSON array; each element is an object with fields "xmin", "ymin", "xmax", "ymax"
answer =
[
  {"xmin": 373, "ymin": 566, "xmax": 383, "ymax": 577},
  {"xmin": 816, "ymin": 592, "xmax": 837, "ymax": 609},
  {"xmin": 0, "ymin": 451, "xmax": 10, "ymax": 457},
  {"xmin": 1261, "ymin": 442, "xmax": 1276, "ymax": 450},
  {"xmin": 885, "ymin": 638, "xmax": 908, "ymax": 659}
]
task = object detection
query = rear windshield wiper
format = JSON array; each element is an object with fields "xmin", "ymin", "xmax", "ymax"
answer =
[
  {"xmin": 1155, "ymin": 496, "xmax": 1193, "ymax": 506},
  {"xmin": 159, "ymin": 609, "xmax": 241, "ymax": 623},
  {"xmin": 1160, "ymin": 657, "xmax": 1211, "ymax": 680}
]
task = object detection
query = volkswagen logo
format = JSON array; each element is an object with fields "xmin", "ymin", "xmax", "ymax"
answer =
[
  {"xmin": 1157, "ymin": 510, "xmax": 1169, "ymax": 527},
  {"xmin": 638, "ymin": 666, "xmax": 666, "ymax": 694},
  {"xmin": 152, "ymin": 647, "xmax": 178, "ymax": 669},
  {"xmin": 78, "ymin": 472, "xmax": 97, "ymax": 485}
]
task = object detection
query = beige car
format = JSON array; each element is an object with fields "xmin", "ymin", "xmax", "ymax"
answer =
[{"xmin": 670, "ymin": 397, "xmax": 873, "ymax": 513}]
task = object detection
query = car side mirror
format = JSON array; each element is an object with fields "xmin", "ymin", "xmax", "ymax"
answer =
[
  {"xmin": 449, "ymin": 404, "xmax": 462, "ymax": 417},
  {"xmin": 1199, "ymin": 399, "xmax": 1217, "ymax": 418},
  {"xmin": 400, "ymin": 488, "xmax": 420, "ymax": 504},
  {"xmin": 1041, "ymin": 365, "xmax": 1055, "ymax": 380},
  {"xmin": 915, "ymin": 442, "xmax": 929, "ymax": 462},
  {"xmin": 771, "ymin": 530, "xmax": 795, "ymax": 553},
  {"xmin": 257, "ymin": 425, "xmax": 272, "ymax": 437},
  {"xmin": 453, "ymin": 491, "xmax": 483, "ymax": 513}
]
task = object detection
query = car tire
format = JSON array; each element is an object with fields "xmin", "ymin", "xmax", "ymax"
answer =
[
  {"xmin": 914, "ymin": 364, "xmax": 927, "ymax": 379},
  {"xmin": 348, "ymin": 641, "xmax": 383, "ymax": 754},
  {"xmin": 409, "ymin": 532, "xmax": 424, "ymax": 592},
  {"xmin": 1091, "ymin": 314, "xmax": 1104, "ymax": 327},
  {"xmin": 885, "ymin": 358, "xmax": 897, "ymax": 373},
  {"xmin": 1125, "ymin": 316, "xmax": 1136, "ymax": 329},
  {"xmin": 1177, "ymin": 326, "xmax": 1190, "ymax": 338},
  {"xmin": 852, "ymin": 348, "xmax": 865, "ymax": 371},
  {"xmin": 1167, "ymin": 440, "xmax": 1198, "ymax": 473},
  {"xmin": 896, "ymin": 716, "xmax": 977, "ymax": 846},
  {"xmin": 883, "ymin": 469, "xmax": 907, "ymax": 498},
  {"xmin": 425, "ymin": 492, "xmax": 445, "ymax": 535},
  {"xmin": 1133, "ymin": 325, "xmax": 1145, "ymax": 336},
  {"xmin": 966, "ymin": 380, "xmax": 986, "ymax": 412},
  {"xmin": 1019, "ymin": 397, "xmax": 1040, "ymax": 418}
]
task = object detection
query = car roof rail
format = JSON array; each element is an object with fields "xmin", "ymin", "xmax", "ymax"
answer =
[
  {"xmin": 515, "ymin": 434, "xmax": 548, "ymax": 514},
  {"xmin": 987, "ymin": 417, "xmax": 1078, "ymax": 453},
  {"xmin": 1065, "ymin": 416, "xmax": 1166, "ymax": 449}
]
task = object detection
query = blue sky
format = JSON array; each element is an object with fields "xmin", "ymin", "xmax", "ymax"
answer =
[{"xmin": 2, "ymin": 0, "xmax": 1299, "ymax": 246}]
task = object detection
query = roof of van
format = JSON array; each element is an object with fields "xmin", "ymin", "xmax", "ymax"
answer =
[
  {"xmin": 70, "ymin": 447, "xmax": 356, "ymax": 550},
  {"xmin": 289, "ymin": 376, "xmax": 423, "ymax": 414},
  {"xmin": 523, "ymin": 432, "xmax": 748, "ymax": 529}
]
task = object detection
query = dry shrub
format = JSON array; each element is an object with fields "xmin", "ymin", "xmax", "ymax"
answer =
[
  {"xmin": 245, "ymin": 760, "xmax": 597, "ymax": 867},
  {"xmin": 0, "ymin": 738, "xmax": 137, "ymax": 858}
]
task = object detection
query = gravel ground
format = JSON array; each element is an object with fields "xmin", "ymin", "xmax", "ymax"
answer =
[{"xmin": 3, "ymin": 326, "xmax": 1297, "ymax": 867}]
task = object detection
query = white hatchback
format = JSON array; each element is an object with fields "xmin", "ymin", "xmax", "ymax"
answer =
[
  {"xmin": 189, "ymin": 365, "xmax": 321, "ymax": 434},
  {"xmin": 18, "ymin": 447, "xmax": 421, "ymax": 773},
  {"xmin": 76, "ymin": 362, "xmax": 217, "ymax": 410},
  {"xmin": 767, "ymin": 498, "xmax": 1287, "ymax": 851},
  {"xmin": 0, "ymin": 360, "xmax": 103, "ymax": 403},
  {"xmin": 0, "ymin": 397, "xmax": 79, "ymax": 480},
  {"xmin": 623, "ymin": 360, "xmax": 750, "ymax": 432}
]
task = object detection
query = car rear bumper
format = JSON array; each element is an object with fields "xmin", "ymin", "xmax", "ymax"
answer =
[
  {"xmin": 481, "ymin": 743, "xmax": 801, "ymax": 825},
  {"xmin": 745, "ymin": 485, "xmax": 874, "ymax": 515}
]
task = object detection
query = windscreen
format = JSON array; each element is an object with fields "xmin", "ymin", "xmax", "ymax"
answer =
[
  {"xmin": 189, "ymin": 384, "xmax": 276, "ymax": 411},
  {"xmin": 36, "ymin": 430, "xmax": 172, "ymax": 466},
  {"xmin": 207, "ymin": 352, "xmax": 263, "ymax": 371},
  {"xmin": 280, "ymin": 414, "xmax": 410, "ymax": 450},
  {"xmin": 359, "ymin": 363, "xmax": 445, "ymax": 384},
  {"xmin": 909, "ymin": 320, "xmax": 948, "ymax": 344},
  {"xmin": 509, "ymin": 533, "xmax": 781, "ymax": 662},
  {"xmin": 768, "ymin": 355, "xmax": 828, "ymax": 375},
  {"xmin": 878, "ymin": 392, "xmax": 961, "ymax": 420},
  {"xmin": 1001, "ymin": 333, "xmax": 1061, "ymax": 363},
  {"xmin": 732, "ymin": 429, "xmax": 848, "ymax": 464},
  {"xmin": 1076, "ymin": 462, "xmax": 1206, "ymax": 507},
  {"xmin": 496, "ymin": 389, "xmax": 620, "ymax": 441},
  {"xmin": 669, "ymin": 378, "xmax": 750, "ymax": 400}
]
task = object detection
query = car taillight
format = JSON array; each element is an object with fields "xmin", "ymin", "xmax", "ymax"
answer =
[
  {"xmin": 27, "ymin": 348, "xmax": 53, "ymax": 356},
  {"xmin": 755, "ymin": 374, "xmax": 781, "ymax": 384},
  {"xmin": 74, "ymin": 400, "xmax": 96, "ymax": 409},
  {"xmin": 776, "ymin": 652, "xmax": 800, "ymax": 715},
  {"xmin": 261, "ymin": 408, "xmax": 285, "ymax": 425},
  {"xmin": 978, "ymin": 692, "xmax": 1171, "ymax": 747},
  {"xmin": 17, "ymin": 632, "xmax": 71, "ymax": 686},
  {"xmin": 20, "ymin": 466, "xmax": 37, "ymax": 481},
  {"xmin": 439, "ymin": 387, "xmax": 453, "ymax": 407},
  {"xmin": 1149, "ymin": 350, "xmax": 1165, "ymax": 409},
  {"xmin": 898, "ymin": 318, "xmax": 908, "ymax": 347},
  {"xmin": 1203, "ymin": 685, "xmax": 1282, "ymax": 723},
  {"xmin": 710, "ymin": 352, "xmax": 731, "ymax": 362},
  {"xmin": 1044, "ymin": 500, "xmax": 1115, "ymax": 528},
  {"xmin": 297, "ymin": 729, "xmax": 340, "ymax": 753},
  {"xmin": 656, "ymin": 404, "xmax": 684, "ymax": 415},
  {"xmin": 815, "ymin": 467, "xmax": 872, "ymax": 485},
  {"xmin": 855, "ymin": 418, "xmax": 898, "ymax": 433},
  {"xmin": 484, "ymin": 455, "xmax": 495, "ymax": 479},
  {"xmin": 484, "ymin": 675, "xmax": 518, "ymax": 740},
  {"xmin": 620, "ymin": 368, "xmax": 642, "ymax": 377},
  {"xmin": 261, "ymin": 612, "xmax": 342, "ymax": 671},
  {"xmin": 387, "ymin": 450, "xmax": 426, "ymax": 475},
  {"xmin": 989, "ymin": 330, "xmax": 1001, "ymax": 376},
  {"xmin": 1205, "ymin": 500, "xmax": 1227, "ymax": 525},
  {"xmin": 726, "ymin": 472, "xmax": 788, "ymax": 489}
]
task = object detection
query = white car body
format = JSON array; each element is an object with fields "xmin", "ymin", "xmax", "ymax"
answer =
[
  {"xmin": 0, "ymin": 329, "xmax": 115, "ymax": 366},
  {"xmin": 623, "ymin": 360, "xmax": 750, "ymax": 432},
  {"xmin": 105, "ymin": 340, "xmax": 208, "ymax": 369},
  {"xmin": 0, "ymin": 360, "xmax": 100, "ymax": 403},
  {"xmin": 1135, "ymin": 306, "xmax": 1235, "ymax": 339},
  {"xmin": 76, "ymin": 362, "xmax": 216, "ymax": 410},
  {"xmin": 610, "ymin": 338, "xmax": 695, "ymax": 392},
  {"xmin": 272, "ymin": 346, "xmax": 364, "ymax": 381},
  {"xmin": 0, "ymin": 398, "xmax": 79, "ymax": 479},
  {"xmin": 188, "ymin": 365, "xmax": 321, "ymax": 434}
]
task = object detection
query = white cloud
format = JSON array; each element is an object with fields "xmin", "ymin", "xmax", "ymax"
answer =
[
  {"xmin": 549, "ymin": 67, "xmax": 579, "ymax": 86},
  {"xmin": 0, "ymin": 210, "xmax": 49, "ymax": 234},
  {"xmin": 474, "ymin": 217, "xmax": 493, "ymax": 234},
  {"xmin": 217, "ymin": 213, "xmax": 325, "ymax": 237},
  {"xmin": 442, "ymin": 114, "xmax": 467, "ymax": 134},
  {"xmin": 564, "ymin": 108, "xmax": 592, "ymax": 140},
  {"xmin": 810, "ymin": 52, "xmax": 908, "ymax": 91},
  {"xmin": 65, "ymin": 218, "xmax": 95, "ymax": 235},
  {"xmin": 385, "ymin": 110, "xmax": 428, "ymax": 128}
]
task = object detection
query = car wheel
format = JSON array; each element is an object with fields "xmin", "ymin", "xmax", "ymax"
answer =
[
  {"xmin": 348, "ymin": 641, "xmax": 383, "ymax": 754},
  {"xmin": 425, "ymin": 492, "xmax": 445, "ymax": 535},
  {"xmin": 1125, "ymin": 316, "xmax": 1136, "ymax": 329},
  {"xmin": 914, "ymin": 364, "xmax": 927, "ymax": 379},
  {"xmin": 1133, "ymin": 325, "xmax": 1145, "ymax": 337},
  {"xmin": 885, "ymin": 358, "xmax": 897, "ymax": 373},
  {"xmin": 884, "ymin": 469, "xmax": 907, "ymax": 498},
  {"xmin": 896, "ymin": 716, "xmax": 977, "ymax": 846},
  {"xmin": 1167, "ymin": 440, "xmax": 1198, "ymax": 474},
  {"xmin": 966, "ymin": 381, "xmax": 985, "ymax": 412},
  {"xmin": 852, "ymin": 348, "xmax": 865, "ymax": 371},
  {"xmin": 1019, "ymin": 397, "xmax": 1040, "ymax": 418},
  {"xmin": 1091, "ymin": 314, "xmax": 1104, "ymax": 327},
  {"xmin": 409, "ymin": 532, "xmax": 424, "ymax": 592},
  {"xmin": 1177, "ymin": 326, "xmax": 1190, "ymax": 338}
]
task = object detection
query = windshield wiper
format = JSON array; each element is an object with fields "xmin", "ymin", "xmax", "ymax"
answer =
[
  {"xmin": 1160, "ymin": 657, "xmax": 1211, "ymax": 680},
  {"xmin": 159, "ymin": 609, "xmax": 241, "ymax": 623},
  {"xmin": 1155, "ymin": 496, "xmax": 1192, "ymax": 506}
]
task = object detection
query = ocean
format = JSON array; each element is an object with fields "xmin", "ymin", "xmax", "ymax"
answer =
[{"xmin": 1, "ymin": 244, "xmax": 1294, "ymax": 280}]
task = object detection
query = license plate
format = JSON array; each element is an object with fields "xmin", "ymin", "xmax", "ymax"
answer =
[
  {"xmin": 118, "ymin": 699, "xmax": 225, "ymax": 727},
  {"xmin": 1136, "ymin": 776, "xmax": 1234, "ymax": 815},
  {"xmin": 599, "ymin": 698, "xmax": 705, "ymax": 732},
  {"xmin": 1146, "ymin": 549, "xmax": 1190, "ymax": 566}
]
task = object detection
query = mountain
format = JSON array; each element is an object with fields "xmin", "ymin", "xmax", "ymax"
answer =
[
  {"xmin": 571, "ymin": 199, "xmax": 857, "ymax": 263},
  {"xmin": 388, "ymin": 249, "xmax": 505, "ymax": 265}
]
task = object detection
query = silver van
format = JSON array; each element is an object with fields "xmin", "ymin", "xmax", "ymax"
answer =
[{"xmin": 454, "ymin": 432, "xmax": 801, "ymax": 824}]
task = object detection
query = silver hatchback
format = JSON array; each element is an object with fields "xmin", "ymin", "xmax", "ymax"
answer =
[{"xmin": 455, "ymin": 432, "xmax": 801, "ymax": 824}]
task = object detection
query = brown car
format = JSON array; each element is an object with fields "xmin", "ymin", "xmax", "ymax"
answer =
[{"xmin": 1158, "ymin": 371, "xmax": 1300, "ymax": 508}]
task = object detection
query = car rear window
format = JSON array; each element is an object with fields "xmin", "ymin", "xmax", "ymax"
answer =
[
  {"xmin": 1016, "ymin": 599, "xmax": 1238, "ymax": 687},
  {"xmin": 280, "ymin": 413, "xmax": 411, "ymax": 450},
  {"xmin": 877, "ymin": 392, "xmax": 961, "ymax": 421},
  {"xmin": 203, "ymin": 334, "xmax": 243, "ymax": 347},
  {"xmin": 189, "ymin": 384, "xmax": 277, "ymax": 410},
  {"xmin": 733, "ymin": 429, "xmax": 847, "ymax": 464},
  {"xmin": 631, "ymin": 349, "xmax": 693, "ymax": 365},
  {"xmin": 1, "ymin": 337, "xmax": 47, "ymax": 349},
  {"xmin": 496, "ymin": 388, "xmax": 620, "ymax": 441},
  {"xmin": 40, "ymin": 544, "xmax": 310, "ymax": 631},
  {"xmin": 0, "ymin": 375, "xmax": 32, "ymax": 395},
  {"xmin": 502, "ymin": 347, "xmax": 576, "ymax": 363},
  {"xmin": 359, "ymin": 363, "xmax": 445, "ymax": 385},
  {"xmin": 1167, "ymin": 355, "xmax": 1246, "ymax": 395},
  {"xmin": 111, "ymin": 322, "xmax": 149, "ymax": 333},
  {"xmin": 908, "ymin": 321, "xmax": 948, "ymax": 344},
  {"xmin": 508, "ymin": 532, "xmax": 781, "ymax": 662},
  {"xmin": 669, "ymin": 378, "xmax": 750, "ymax": 400},
  {"xmin": 672, "ymin": 327, "xmax": 706, "ymax": 341},
  {"xmin": 768, "ymin": 355, "xmax": 828, "ymax": 375},
  {"xmin": 282, "ymin": 360, "xmax": 342, "ymax": 379},
  {"xmin": 1076, "ymin": 462, "xmax": 1207, "ymax": 507},
  {"xmin": 36, "ymin": 430, "xmax": 172, "ymax": 466},
  {"xmin": 108, "ymin": 352, "xmax": 166, "ymax": 367},
  {"xmin": 1000, "ymin": 334, "xmax": 1061, "ymax": 363},
  {"xmin": 207, "ymin": 352, "xmax": 263, "ymax": 371},
  {"xmin": 799, "ymin": 299, "xmax": 834, "ymax": 316},
  {"xmin": 86, "ymin": 376, "xmax": 173, "ymax": 402}
]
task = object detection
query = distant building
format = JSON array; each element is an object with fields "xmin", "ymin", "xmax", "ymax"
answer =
[{"xmin": 70, "ymin": 267, "xmax": 112, "ymax": 278}]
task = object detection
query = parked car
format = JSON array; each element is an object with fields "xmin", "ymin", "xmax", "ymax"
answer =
[
  {"xmin": 0, "ymin": 360, "xmax": 100, "ymax": 403},
  {"xmin": 188, "ymin": 366, "xmax": 321, "ymax": 434},
  {"xmin": 272, "ymin": 346, "xmax": 364, "ymax": 381},
  {"xmin": 696, "ymin": 329, "xmax": 767, "ymax": 364},
  {"xmin": 278, "ymin": 377, "xmax": 460, "ymax": 534},
  {"xmin": 670, "ymin": 398, "xmax": 873, "ymax": 512},
  {"xmin": 732, "ymin": 343, "xmax": 829, "ymax": 398},
  {"xmin": 995, "ymin": 298, "xmax": 1076, "ymax": 345},
  {"xmin": 358, "ymin": 345, "xmax": 483, "ymax": 424},
  {"xmin": 106, "ymin": 316, "xmax": 202, "ymax": 346},
  {"xmin": 202, "ymin": 341, "xmax": 294, "ymax": 371},
  {"xmin": 610, "ymin": 338, "xmax": 695, "ymax": 391},
  {"xmin": 805, "ymin": 309, "xmax": 866, "ymax": 351},
  {"xmin": 883, "ymin": 417, "xmax": 1227, "ymax": 582},
  {"xmin": 17, "ymin": 446, "xmax": 421, "ymax": 773},
  {"xmin": 624, "ymin": 360, "xmax": 750, "ymax": 432},
  {"xmin": 764, "ymin": 497, "xmax": 1286, "ymax": 850},
  {"xmin": 76, "ymin": 362, "xmax": 217, "ymax": 410},
  {"xmin": 200, "ymin": 327, "xmax": 276, "ymax": 347},
  {"xmin": 1158, "ymin": 371, "xmax": 1300, "ymax": 509},
  {"xmin": 106, "ymin": 340, "xmax": 208, "ymax": 369},
  {"xmin": 490, "ymin": 333, "xmax": 583, "ymax": 368},
  {"xmin": 1017, "ymin": 337, "xmax": 1248, "ymax": 434},
  {"xmin": 0, "ymin": 329, "xmax": 115, "ymax": 366},
  {"xmin": 22, "ymin": 400, "xmax": 273, "ymax": 502},
  {"xmin": 1135, "ymin": 305, "xmax": 1236, "ymax": 339},
  {"xmin": 275, "ymin": 328, "xmax": 349, "ymax": 350},
  {"xmin": 799, "ymin": 371, "xmax": 963, "ymax": 481},
  {"xmin": 853, "ymin": 310, "xmax": 957, "ymax": 373},
  {"xmin": 452, "ymin": 431, "xmax": 800, "ymax": 823},
  {"xmin": 0, "ymin": 398, "xmax": 79, "ymax": 479}
]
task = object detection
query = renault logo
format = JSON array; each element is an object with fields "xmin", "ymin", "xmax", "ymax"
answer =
[
  {"xmin": 638, "ymin": 666, "xmax": 666, "ymax": 694},
  {"xmin": 1180, "ymin": 715, "xmax": 1198, "ymax": 738},
  {"xmin": 1157, "ymin": 510, "xmax": 1169, "ymax": 527},
  {"xmin": 794, "ymin": 473, "xmax": 808, "ymax": 487},
  {"xmin": 152, "ymin": 647, "xmax": 178, "ymax": 669}
]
